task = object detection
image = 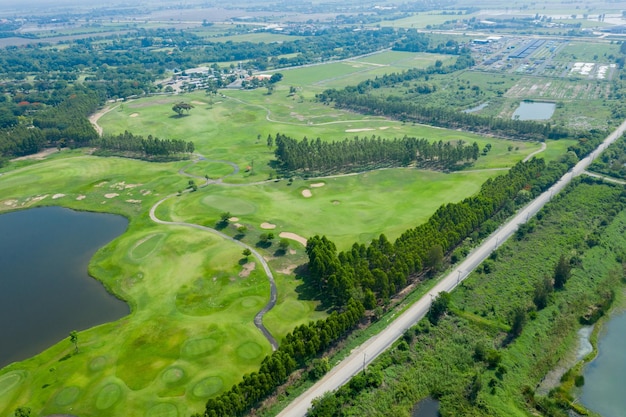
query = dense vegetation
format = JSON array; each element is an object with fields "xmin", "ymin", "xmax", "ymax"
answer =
[
  {"xmin": 272, "ymin": 133, "xmax": 480, "ymax": 174},
  {"xmin": 308, "ymin": 179, "xmax": 626, "ymax": 416},
  {"xmin": 589, "ymin": 133, "xmax": 626, "ymax": 179}
]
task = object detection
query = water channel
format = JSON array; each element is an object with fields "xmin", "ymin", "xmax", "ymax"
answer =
[
  {"xmin": 580, "ymin": 311, "xmax": 626, "ymax": 417},
  {"xmin": 0, "ymin": 206, "xmax": 129, "ymax": 369},
  {"xmin": 511, "ymin": 101, "xmax": 556, "ymax": 121}
]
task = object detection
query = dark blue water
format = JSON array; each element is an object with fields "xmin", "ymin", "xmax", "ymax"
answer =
[
  {"xmin": 581, "ymin": 311, "xmax": 626, "ymax": 417},
  {"xmin": 0, "ymin": 207, "xmax": 129, "ymax": 368}
]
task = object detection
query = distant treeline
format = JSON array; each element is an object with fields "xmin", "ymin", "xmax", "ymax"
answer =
[
  {"xmin": 272, "ymin": 133, "xmax": 480, "ymax": 174},
  {"xmin": 199, "ymin": 298, "xmax": 365, "ymax": 417},
  {"xmin": 0, "ymin": 90, "xmax": 99, "ymax": 159},
  {"xmin": 92, "ymin": 131, "xmax": 194, "ymax": 158},
  {"xmin": 316, "ymin": 53, "xmax": 572, "ymax": 142}
]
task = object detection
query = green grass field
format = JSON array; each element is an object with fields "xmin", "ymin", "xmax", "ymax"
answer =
[{"xmin": 0, "ymin": 59, "xmax": 557, "ymax": 416}]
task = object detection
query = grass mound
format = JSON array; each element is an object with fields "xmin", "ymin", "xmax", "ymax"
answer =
[
  {"xmin": 192, "ymin": 377, "xmax": 223, "ymax": 398},
  {"xmin": 95, "ymin": 383, "xmax": 123, "ymax": 410}
]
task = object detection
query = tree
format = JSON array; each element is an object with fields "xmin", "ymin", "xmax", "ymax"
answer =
[
  {"xmin": 269, "ymin": 73, "xmax": 283, "ymax": 84},
  {"xmin": 69, "ymin": 330, "xmax": 79, "ymax": 353},
  {"xmin": 425, "ymin": 244, "xmax": 444, "ymax": 272},
  {"xmin": 427, "ymin": 291, "xmax": 450, "ymax": 325},
  {"xmin": 533, "ymin": 275, "xmax": 553, "ymax": 310},
  {"xmin": 554, "ymin": 254, "xmax": 571, "ymax": 289},
  {"xmin": 242, "ymin": 248, "xmax": 252, "ymax": 259},
  {"xmin": 172, "ymin": 101, "xmax": 194, "ymax": 116},
  {"xmin": 14, "ymin": 407, "xmax": 31, "ymax": 417},
  {"xmin": 510, "ymin": 306, "xmax": 527, "ymax": 338},
  {"xmin": 279, "ymin": 239, "xmax": 290, "ymax": 250}
]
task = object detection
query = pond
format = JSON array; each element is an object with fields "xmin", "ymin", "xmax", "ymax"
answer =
[
  {"xmin": 0, "ymin": 206, "xmax": 129, "ymax": 369},
  {"xmin": 511, "ymin": 101, "xmax": 556, "ymax": 121},
  {"xmin": 463, "ymin": 102, "xmax": 489, "ymax": 114},
  {"xmin": 580, "ymin": 311, "xmax": 626, "ymax": 417},
  {"xmin": 411, "ymin": 397, "xmax": 440, "ymax": 417}
]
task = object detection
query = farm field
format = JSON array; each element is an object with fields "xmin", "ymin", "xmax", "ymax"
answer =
[{"xmin": 0, "ymin": 48, "xmax": 566, "ymax": 417}]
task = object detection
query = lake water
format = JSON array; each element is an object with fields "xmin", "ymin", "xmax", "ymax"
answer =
[
  {"xmin": 0, "ymin": 207, "xmax": 129, "ymax": 369},
  {"xmin": 512, "ymin": 101, "xmax": 556, "ymax": 121},
  {"xmin": 463, "ymin": 102, "xmax": 489, "ymax": 113},
  {"xmin": 580, "ymin": 311, "xmax": 626, "ymax": 417}
]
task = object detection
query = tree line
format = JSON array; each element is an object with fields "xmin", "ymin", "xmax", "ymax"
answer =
[
  {"xmin": 198, "ymin": 298, "xmax": 365, "ymax": 417},
  {"xmin": 91, "ymin": 130, "xmax": 194, "ymax": 159},
  {"xmin": 0, "ymin": 90, "xmax": 100, "ymax": 159},
  {"xmin": 272, "ymin": 133, "xmax": 480, "ymax": 174},
  {"xmin": 304, "ymin": 157, "xmax": 566, "ymax": 308}
]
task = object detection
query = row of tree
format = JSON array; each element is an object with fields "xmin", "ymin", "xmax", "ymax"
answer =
[
  {"xmin": 304, "ymin": 158, "xmax": 561, "ymax": 307},
  {"xmin": 320, "ymin": 92, "xmax": 570, "ymax": 141},
  {"xmin": 272, "ymin": 133, "xmax": 480, "ymax": 173},
  {"xmin": 199, "ymin": 299, "xmax": 365, "ymax": 417},
  {"xmin": 91, "ymin": 131, "xmax": 194, "ymax": 158}
]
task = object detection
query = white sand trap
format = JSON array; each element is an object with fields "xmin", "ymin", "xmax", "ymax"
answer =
[
  {"xmin": 76, "ymin": 195, "xmax": 86, "ymax": 200},
  {"xmin": 379, "ymin": 126, "xmax": 390, "ymax": 130},
  {"xmin": 4, "ymin": 199, "xmax": 18, "ymax": 207},
  {"xmin": 126, "ymin": 199, "xmax": 142, "ymax": 203},
  {"xmin": 52, "ymin": 194, "xmax": 65, "ymax": 199},
  {"xmin": 260, "ymin": 222, "xmax": 276, "ymax": 229},
  {"xmin": 229, "ymin": 217, "xmax": 240, "ymax": 222},
  {"xmin": 234, "ymin": 223, "xmax": 243, "ymax": 228},
  {"xmin": 279, "ymin": 232, "xmax": 307, "ymax": 246},
  {"xmin": 345, "ymin": 128, "xmax": 375, "ymax": 133},
  {"xmin": 310, "ymin": 182, "xmax": 325, "ymax": 188},
  {"xmin": 302, "ymin": 189, "xmax": 312, "ymax": 198},
  {"xmin": 191, "ymin": 101, "xmax": 206, "ymax": 105},
  {"xmin": 130, "ymin": 113, "xmax": 139, "ymax": 118},
  {"xmin": 95, "ymin": 181, "xmax": 108, "ymax": 188},
  {"xmin": 104, "ymin": 193, "xmax": 119, "ymax": 199},
  {"xmin": 11, "ymin": 148, "xmax": 58, "ymax": 161}
]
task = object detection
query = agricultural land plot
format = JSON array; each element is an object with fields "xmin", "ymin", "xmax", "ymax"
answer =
[{"xmin": 376, "ymin": 11, "xmax": 479, "ymax": 28}]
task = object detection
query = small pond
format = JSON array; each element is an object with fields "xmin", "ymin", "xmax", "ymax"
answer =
[
  {"xmin": 580, "ymin": 311, "xmax": 626, "ymax": 417},
  {"xmin": 411, "ymin": 397, "xmax": 440, "ymax": 417},
  {"xmin": 463, "ymin": 102, "xmax": 489, "ymax": 113},
  {"xmin": 511, "ymin": 101, "xmax": 556, "ymax": 121},
  {"xmin": 0, "ymin": 206, "xmax": 129, "ymax": 369}
]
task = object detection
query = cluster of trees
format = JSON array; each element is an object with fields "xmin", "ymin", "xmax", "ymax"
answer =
[
  {"xmin": 305, "ymin": 158, "xmax": 553, "ymax": 308},
  {"xmin": 199, "ymin": 299, "xmax": 365, "ymax": 417},
  {"xmin": 92, "ymin": 131, "xmax": 194, "ymax": 158},
  {"xmin": 0, "ymin": 90, "xmax": 100, "ymax": 158},
  {"xmin": 272, "ymin": 133, "xmax": 479, "ymax": 174},
  {"xmin": 392, "ymin": 29, "xmax": 465, "ymax": 54},
  {"xmin": 589, "ymin": 134, "xmax": 626, "ymax": 179}
]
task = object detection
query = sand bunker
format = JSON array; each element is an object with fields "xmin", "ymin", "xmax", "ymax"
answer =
[
  {"xmin": 3, "ymin": 199, "xmax": 18, "ymax": 207},
  {"xmin": 379, "ymin": 126, "xmax": 390, "ymax": 130},
  {"xmin": 239, "ymin": 262, "xmax": 256, "ymax": 278},
  {"xmin": 10, "ymin": 148, "xmax": 58, "ymax": 161},
  {"xmin": 191, "ymin": 101, "xmax": 206, "ymax": 105},
  {"xmin": 104, "ymin": 193, "xmax": 119, "ymax": 199},
  {"xmin": 130, "ymin": 113, "xmax": 139, "ymax": 118},
  {"xmin": 302, "ymin": 189, "xmax": 312, "ymax": 198},
  {"xmin": 95, "ymin": 181, "xmax": 108, "ymax": 188},
  {"xmin": 260, "ymin": 222, "xmax": 276, "ymax": 229},
  {"xmin": 345, "ymin": 128, "xmax": 374, "ymax": 133},
  {"xmin": 76, "ymin": 195, "xmax": 86, "ymax": 201},
  {"xmin": 279, "ymin": 232, "xmax": 307, "ymax": 246},
  {"xmin": 126, "ymin": 199, "xmax": 142, "ymax": 204},
  {"xmin": 229, "ymin": 217, "xmax": 240, "ymax": 222},
  {"xmin": 52, "ymin": 194, "xmax": 65, "ymax": 199},
  {"xmin": 310, "ymin": 182, "xmax": 325, "ymax": 188}
]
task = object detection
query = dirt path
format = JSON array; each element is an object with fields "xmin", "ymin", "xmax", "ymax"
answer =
[
  {"xmin": 523, "ymin": 141, "xmax": 547, "ymax": 162},
  {"xmin": 89, "ymin": 103, "xmax": 122, "ymax": 136}
]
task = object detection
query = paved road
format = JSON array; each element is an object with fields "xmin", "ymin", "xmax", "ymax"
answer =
[
  {"xmin": 584, "ymin": 170, "xmax": 626, "ymax": 185},
  {"xmin": 149, "ymin": 194, "xmax": 279, "ymax": 351},
  {"xmin": 277, "ymin": 120, "xmax": 626, "ymax": 417}
]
